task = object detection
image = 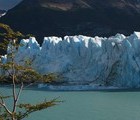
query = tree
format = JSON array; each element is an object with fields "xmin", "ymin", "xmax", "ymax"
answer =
[{"xmin": 0, "ymin": 23, "xmax": 60, "ymax": 120}]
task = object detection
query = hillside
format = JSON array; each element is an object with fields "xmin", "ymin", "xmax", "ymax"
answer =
[{"xmin": 1, "ymin": 0, "xmax": 140, "ymax": 43}]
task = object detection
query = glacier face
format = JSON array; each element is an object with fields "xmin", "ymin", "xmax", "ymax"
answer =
[{"xmin": 3, "ymin": 32, "xmax": 140, "ymax": 88}]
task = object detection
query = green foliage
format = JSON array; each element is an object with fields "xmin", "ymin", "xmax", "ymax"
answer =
[
  {"xmin": 17, "ymin": 98, "xmax": 60, "ymax": 120},
  {"xmin": 43, "ymin": 73, "xmax": 59, "ymax": 83},
  {"xmin": 0, "ymin": 97, "xmax": 60, "ymax": 120},
  {"xmin": 0, "ymin": 23, "xmax": 60, "ymax": 120}
]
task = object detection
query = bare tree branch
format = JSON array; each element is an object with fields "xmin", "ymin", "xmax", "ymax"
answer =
[
  {"xmin": 0, "ymin": 102, "xmax": 12, "ymax": 115},
  {"xmin": 0, "ymin": 93, "xmax": 12, "ymax": 116},
  {"xmin": 6, "ymin": 70, "xmax": 13, "ymax": 78},
  {"xmin": 16, "ymin": 82, "xmax": 23, "ymax": 104}
]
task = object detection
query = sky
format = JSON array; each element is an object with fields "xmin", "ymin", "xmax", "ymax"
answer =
[{"xmin": 0, "ymin": 0, "xmax": 22, "ymax": 10}]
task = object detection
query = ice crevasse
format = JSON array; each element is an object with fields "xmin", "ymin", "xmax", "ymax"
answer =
[{"xmin": 2, "ymin": 32, "xmax": 140, "ymax": 88}]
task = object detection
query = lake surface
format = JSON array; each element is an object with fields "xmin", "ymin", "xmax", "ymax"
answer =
[{"xmin": 0, "ymin": 87, "xmax": 140, "ymax": 120}]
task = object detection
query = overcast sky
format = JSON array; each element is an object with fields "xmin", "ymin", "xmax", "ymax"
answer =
[{"xmin": 0, "ymin": 0, "xmax": 22, "ymax": 10}]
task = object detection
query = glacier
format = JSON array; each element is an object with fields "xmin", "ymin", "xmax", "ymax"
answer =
[{"xmin": 2, "ymin": 32, "xmax": 140, "ymax": 88}]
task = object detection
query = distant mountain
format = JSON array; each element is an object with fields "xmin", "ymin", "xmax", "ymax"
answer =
[
  {"xmin": 1, "ymin": 0, "xmax": 140, "ymax": 43},
  {"xmin": 0, "ymin": 0, "xmax": 22, "ymax": 10}
]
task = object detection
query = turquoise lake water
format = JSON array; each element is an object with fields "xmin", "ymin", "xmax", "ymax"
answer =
[{"xmin": 1, "ymin": 87, "xmax": 140, "ymax": 120}]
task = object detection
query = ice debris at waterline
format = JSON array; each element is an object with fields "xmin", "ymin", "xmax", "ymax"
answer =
[
  {"xmin": 38, "ymin": 84, "xmax": 118, "ymax": 91},
  {"xmin": 1, "ymin": 32, "xmax": 140, "ymax": 88}
]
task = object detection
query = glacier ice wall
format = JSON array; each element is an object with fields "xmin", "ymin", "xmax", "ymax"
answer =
[{"xmin": 3, "ymin": 32, "xmax": 140, "ymax": 87}]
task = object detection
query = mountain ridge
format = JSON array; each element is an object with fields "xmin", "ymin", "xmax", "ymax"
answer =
[
  {"xmin": 1, "ymin": 0, "xmax": 140, "ymax": 43},
  {"xmin": 0, "ymin": 0, "xmax": 22, "ymax": 10}
]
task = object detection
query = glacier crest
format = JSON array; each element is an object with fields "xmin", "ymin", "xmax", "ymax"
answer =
[{"xmin": 2, "ymin": 32, "xmax": 140, "ymax": 88}]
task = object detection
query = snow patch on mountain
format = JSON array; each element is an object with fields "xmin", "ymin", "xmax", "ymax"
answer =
[{"xmin": 0, "ymin": 12, "xmax": 6, "ymax": 17}]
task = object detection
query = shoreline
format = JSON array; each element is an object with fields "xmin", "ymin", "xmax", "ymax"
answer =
[{"xmin": 1, "ymin": 83, "xmax": 140, "ymax": 92}]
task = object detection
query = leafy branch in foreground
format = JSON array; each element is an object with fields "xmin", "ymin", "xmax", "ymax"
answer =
[
  {"xmin": 0, "ymin": 23, "xmax": 60, "ymax": 120},
  {"xmin": 17, "ymin": 98, "xmax": 60, "ymax": 120}
]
